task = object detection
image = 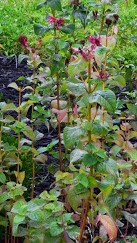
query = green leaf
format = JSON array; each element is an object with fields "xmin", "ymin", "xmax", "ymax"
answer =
[
  {"xmin": 99, "ymin": 176, "xmax": 115, "ymax": 200},
  {"xmin": 77, "ymin": 173, "xmax": 89, "ymax": 188},
  {"xmin": 61, "ymin": 24, "xmax": 75, "ymax": 34},
  {"xmin": 68, "ymin": 55, "xmax": 87, "ymax": 76},
  {"xmin": 70, "ymin": 149, "xmax": 87, "ymax": 163},
  {"xmin": 27, "ymin": 198, "xmax": 46, "ymax": 211},
  {"xmin": 89, "ymin": 90, "xmax": 116, "ymax": 113},
  {"xmin": 34, "ymin": 24, "xmax": 50, "ymax": 35},
  {"xmin": 0, "ymin": 216, "xmax": 8, "ymax": 227},
  {"xmin": 127, "ymin": 103, "xmax": 137, "ymax": 116},
  {"xmin": 50, "ymin": 221, "xmax": 64, "ymax": 236},
  {"xmin": 0, "ymin": 172, "xmax": 6, "ymax": 184},
  {"xmin": 107, "ymin": 194, "xmax": 122, "ymax": 209},
  {"xmin": 67, "ymin": 185, "xmax": 89, "ymax": 211},
  {"xmin": 47, "ymin": 0, "xmax": 62, "ymax": 11},
  {"xmin": 83, "ymin": 154, "xmax": 98, "ymax": 166},
  {"xmin": 122, "ymin": 211, "xmax": 137, "ymax": 226},
  {"xmin": 63, "ymin": 126, "xmax": 83, "ymax": 149},
  {"xmin": 11, "ymin": 200, "xmax": 27, "ymax": 215},
  {"xmin": 109, "ymin": 75, "xmax": 126, "ymax": 87},
  {"xmin": 1, "ymin": 103, "xmax": 17, "ymax": 112},
  {"xmin": 13, "ymin": 215, "xmax": 25, "ymax": 225},
  {"xmin": 127, "ymin": 150, "xmax": 137, "ymax": 160},
  {"xmin": 67, "ymin": 82, "xmax": 86, "ymax": 96},
  {"xmin": 95, "ymin": 46, "xmax": 107, "ymax": 66},
  {"xmin": 27, "ymin": 210, "xmax": 45, "ymax": 222},
  {"xmin": 18, "ymin": 55, "xmax": 28, "ymax": 64},
  {"xmin": 96, "ymin": 159, "xmax": 118, "ymax": 176},
  {"xmin": 37, "ymin": 1, "xmax": 47, "ymax": 9},
  {"xmin": 8, "ymin": 82, "xmax": 20, "ymax": 91},
  {"xmin": 67, "ymin": 225, "xmax": 79, "ymax": 239},
  {"xmin": 0, "ymin": 192, "xmax": 9, "ymax": 204},
  {"xmin": 134, "ymin": 0, "xmax": 137, "ymax": 4}
]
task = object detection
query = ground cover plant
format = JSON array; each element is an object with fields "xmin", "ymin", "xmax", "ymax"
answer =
[{"xmin": 0, "ymin": 0, "xmax": 137, "ymax": 242}]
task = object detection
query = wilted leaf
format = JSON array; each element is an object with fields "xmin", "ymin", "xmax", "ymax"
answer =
[
  {"xmin": 14, "ymin": 171, "xmax": 25, "ymax": 184},
  {"xmin": 97, "ymin": 214, "xmax": 117, "ymax": 241},
  {"xmin": 52, "ymin": 108, "xmax": 67, "ymax": 122}
]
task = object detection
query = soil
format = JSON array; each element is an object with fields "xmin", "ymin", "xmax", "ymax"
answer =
[{"xmin": 0, "ymin": 55, "xmax": 137, "ymax": 242}]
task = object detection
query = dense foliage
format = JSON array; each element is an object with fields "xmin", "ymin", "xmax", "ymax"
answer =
[{"xmin": 0, "ymin": 0, "xmax": 137, "ymax": 242}]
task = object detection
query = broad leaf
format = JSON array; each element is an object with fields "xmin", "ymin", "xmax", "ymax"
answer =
[
  {"xmin": 127, "ymin": 150, "xmax": 137, "ymax": 160},
  {"xmin": 47, "ymin": 0, "xmax": 62, "ymax": 11},
  {"xmin": 63, "ymin": 126, "xmax": 83, "ymax": 149},
  {"xmin": 70, "ymin": 149, "xmax": 87, "ymax": 163},
  {"xmin": 89, "ymin": 90, "xmax": 116, "ymax": 113},
  {"xmin": 27, "ymin": 210, "xmax": 45, "ymax": 222},
  {"xmin": 109, "ymin": 75, "xmax": 126, "ymax": 87},
  {"xmin": 34, "ymin": 24, "xmax": 50, "ymax": 35},
  {"xmin": 8, "ymin": 82, "xmax": 20, "ymax": 91},
  {"xmin": 122, "ymin": 211, "xmax": 137, "ymax": 227},
  {"xmin": 68, "ymin": 55, "xmax": 87, "ymax": 76},
  {"xmin": 61, "ymin": 24, "xmax": 75, "ymax": 34},
  {"xmin": 127, "ymin": 103, "xmax": 137, "ymax": 116},
  {"xmin": 0, "ymin": 172, "xmax": 6, "ymax": 184},
  {"xmin": 67, "ymin": 82, "xmax": 86, "ymax": 96},
  {"xmin": 37, "ymin": 1, "xmax": 47, "ymax": 9},
  {"xmin": 67, "ymin": 185, "xmax": 89, "ymax": 211},
  {"xmin": 50, "ymin": 222, "xmax": 64, "ymax": 236},
  {"xmin": 97, "ymin": 214, "xmax": 117, "ymax": 241}
]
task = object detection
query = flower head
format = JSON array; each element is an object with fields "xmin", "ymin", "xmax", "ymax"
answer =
[
  {"xmin": 88, "ymin": 35, "xmax": 101, "ymax": 46},
  {"xmin": 97, "ymin": 71, "xmax": 109, "ymax": 80},
  {"xmin": 48, "ymin": 16, "xmax": 56, "ymax": 23},
  {"xmin": 56, "ymin": 18, "xmax": 65, "ymax": 29},
  {"xmin": 88, "ymin": 35, "xmax": 101, "ymax": 51},
  {"xmin": 18, "ymin": 35, "xmax": 28, "ymax": 47},
  {"xmin": 48, "ymin": 16, "xmax": 65, "ymax": 29}
]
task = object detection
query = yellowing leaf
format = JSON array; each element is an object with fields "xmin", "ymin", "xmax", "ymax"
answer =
[
  {"xmin": 14, "ymin": 171, "xmax": 25, "ymax": 184},
  {"xmin": 97, "ymin": 214, "xmax": 117, "ymax": 241}
]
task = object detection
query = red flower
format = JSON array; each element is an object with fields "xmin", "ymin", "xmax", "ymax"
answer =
[
  {"xmin": 18, "ymin": 35, "xmax": 28, "ymax": 47},
  {"xmin": 71, "ymin": 47, "xmax": 93, "ymax": 61},
  {"xmin": 48, "ymin": 16, "xmax": 56, "ymax": 23},
  {"xmin": 48, "ymin": 16, "xmax": 65, "ymax": 29},
  {"xmin": 56, "ymin": 18, "xmax": 65, "ymax": 29},
  {"xmin": 89, "ymin": 35, "xmax": 101, "ymax": 46},
  {"xmin": 97, "ymin": 71, "xmax": 109, "ymax": 80}
]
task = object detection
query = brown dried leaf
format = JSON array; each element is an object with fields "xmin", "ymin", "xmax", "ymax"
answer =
[
  {"xmin": 52, "ymin": 108, "xmax": 67, "ymax": 123},
  {"xmin": 97, "ymin": 214, "xmax": 117, "ymax": 241}
]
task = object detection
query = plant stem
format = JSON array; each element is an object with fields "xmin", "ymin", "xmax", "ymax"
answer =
[
  {"xmin": 56, "ymin": 72, "xmax": 62, "ymax": 171},
  {"xmin": 0, "ymin": 116, "xmax": 3, "ymax": 171},
  {"xmin": 31, "ymin": 75, "xmax": 36, "ymax": 199},
  {"xmin": 52, "ymin": 10, "xmax": 62, "ymax": 171},
  {"xmin": 79, "ymin": 199, "xmax": 89, "ymax": 242},
  {"xmin": 79, "ymin": 62, "xmax": 92, "ymax": 241},
  {"xmin": 99, "ymin": 8, "xmax": 105, "ymax": 37},
  {"xmin": 101, "ymin": 27, "xmax": 109, "ymax": 150},
  {"xmin": 17, "ymin": 89, "xmax": 21, "ymax": 183},
  {"xmin": 88, "ymin": 61, "xmax": 91, "ymax": 143}
]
